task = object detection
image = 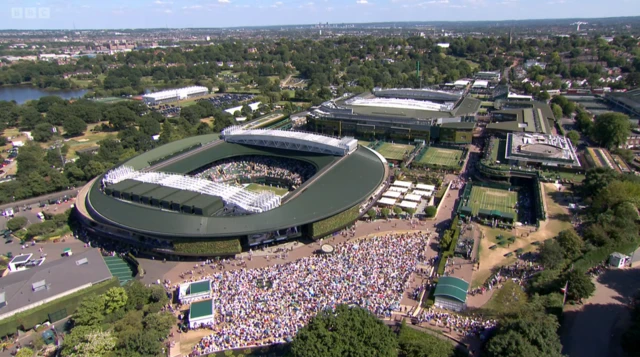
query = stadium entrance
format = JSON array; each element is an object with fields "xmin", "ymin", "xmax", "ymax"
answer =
[{"xmin": 247, "ymin": 226, "xmax": 302, "ymax": 247}]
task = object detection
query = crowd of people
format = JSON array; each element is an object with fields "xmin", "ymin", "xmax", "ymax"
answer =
[
  {"xmin": 195, "ymin": 155, "xmax": 316, "ymax": 187},
  {"xmin": 469, "ymin": 259, "xmax": 543, "ymax": 296},
  {"xmin": 415, "ymin": 308, "xmax": 497, "ymax": 340},
  {"xmin": 189, "ymin": 232, "xmax": 429, "ymax": 355}
]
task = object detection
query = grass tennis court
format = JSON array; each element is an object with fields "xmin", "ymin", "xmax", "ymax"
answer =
[
  {"xmin": 417, "ymin": 147, "xmax": 463, "ymax": 167},
  {"xmin": 245, "ymin": 183, "xmax": 289, "ymax": 196},
  {"xmin": 469, "ymin": 186, "xmax": 518, "ymax": 217},
  {"xmin": 375, "ymin": 143, "xmax": 414, "ymax": 161}
]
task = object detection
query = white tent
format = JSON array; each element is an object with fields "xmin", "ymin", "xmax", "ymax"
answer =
[
  {"xmin": 412, "ymin": 190, "xmax": 432, "ymax": 197},
  {"xmin": 404, "ymin": 194, "xmax": 422, "ymax": 202},
  {"xmin": 388, "ymin": 187, "xmax": 409, "ymax": 193},
  {"xmin": 393, "ymin": 180, "xmax": 413, "ymax": 188},
  {"xmin": 416, "ymin": 184, "xmax": 436, "ymax": 191},
  {"xmin": 398, "ymin": 201, "xmax": 418, "ymax": 209},
  {"xmin": 382, "ymin": 191, "xmax": 402, "ymax": 198},
  {"xmin": 377, "ymin": 198, "xmax": 396, "ymax": 206}
]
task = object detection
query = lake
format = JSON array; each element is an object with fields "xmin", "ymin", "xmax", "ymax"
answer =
[{"xmin": 0, "ymin": 86, "xmax": 89, "ymax": 104}]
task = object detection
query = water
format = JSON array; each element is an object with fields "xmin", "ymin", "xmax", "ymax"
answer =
[{"xmin": 0, "ymin": 86, "xmax": 89, "ymax": 104}]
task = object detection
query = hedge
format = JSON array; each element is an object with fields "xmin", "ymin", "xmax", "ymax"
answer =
[
  {"xmin": 172, "ymin": 238, "xmax": 242, "ymax": 256},
  {"xmin": 0, "ymin": 277, "xmax": 119, "ymax": 338},
  {"xmin": 310, "ymin": 204, "xmax": 361, "ymax": 238},
  {"xmin": 574, "ymin": 240, "xmax": 639, "ymax": 271}
]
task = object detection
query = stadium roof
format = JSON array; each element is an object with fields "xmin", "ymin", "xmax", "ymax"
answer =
[
  {"xmin": 606, "ymin": 89, "xmax": 640, "ymax": 117},
  {"xmin": 346, "ymin": 97, "xmax": 453, "ymax": 112},
  {"xmin": 434, "ymin": 276, "xmax": 469, "ymax": 303},
  {"xmin": 488, "ymin": 102, "xmax": 553, "ymax": 134},
  {"xmin": 372, "ymin": 88, "xmax": 463, "ymax": 102},
  {"xmin": 84, "ymin": 141, "xmax": 387, "ymax": 238}
]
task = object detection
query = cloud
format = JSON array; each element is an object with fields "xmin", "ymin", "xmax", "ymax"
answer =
[
  {"xmin": 271, "ymin": 1, "xmax": 283, "ymax": 7},
  {"xmin": 182, "ymin": 5, "xmax": 203, "ymax": 9},
  {"xmin": 218, "ymin": 0, "xmax": 230, "ymax": 3},
  {"xmin": 426, "ymin": 0, "xmax": 449, "ymax": 3},
  {"xmin": 163, "ymin": 9, "xmax": 172, "ymax": 13},
  {"xmin": 356, "ymin": 0, "xmax": 369, "ymax": 3},
  {"xmin": 154, "ymin": 0, "xmax": 173, "ymax": 4}
]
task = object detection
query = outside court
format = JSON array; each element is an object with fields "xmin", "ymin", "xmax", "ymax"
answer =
[
  {"xmin": 468, "ymin": 186, "xmax": 518, "ymax": 217},
  {"xmin": 417, "ymin": 147, "xmax": 462, "ymax": 168},
  {"xmin": 375, "ymin": 142, "xmax": 414, "ymax": 161}
]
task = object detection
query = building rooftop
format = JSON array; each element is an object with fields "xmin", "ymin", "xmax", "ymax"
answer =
[
  {"xmin": 142, "ymin": 86, "xmax": 208, "ymax": 101},
  {"xmin": 346, "ymin": 97, "xmax": 454, "ymax": 112},
  {"xmin": 506, "ymin": 133, "xmax": 581, "ymax": 167},
  {"xmin": 188, "ymin": 280, "xmax": 211, "ymax": 295},
  {"xmin": 189, "ymin": 298, "xmax": 214, "ymax": 319},
  {"xmin": 434, "ymin": 276, "xmax": 469, "ymax": 303},
  {"xmin": 0, "ymin": 250, "xmax": 113, "ymax": 318}
]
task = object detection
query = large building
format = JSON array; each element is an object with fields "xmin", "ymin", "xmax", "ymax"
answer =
[
  {"xmin": 308, "ymin": 88, "xmax": 480, "ymax": 144},
  {"xmin": 0, "ymin": 250, "xmax": 113, "ymax": 321},
  {"xmin": 142, "ymin": 86, "xmax": 209, "ymax": 106},
  {"xmin": 433, "ymin": 277, "xmax": 469, "ymax": 312},
  {"xmin": 505, "ymin": 133, "xmax": 581, "ymax": 168},
  {"xmin": 486, "ymin": 101, "xmax": 555, "ymax": 135},
  {"xmin": 605, "ymin": 89, "xmax": 640, "ymax": 119},
  {"xmin": 75, "ymin": 130, "xmax": 388, "ymax": 259}
]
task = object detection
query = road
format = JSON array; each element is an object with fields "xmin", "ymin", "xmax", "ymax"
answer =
[{"xmin": 0, "ymin": 188, "xmax": 79, "ymax": 212}]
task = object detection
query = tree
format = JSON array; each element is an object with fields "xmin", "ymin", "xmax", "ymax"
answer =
[
  {"xmin": 425, "ymin": 206, "xmax": 437, "ymax": 218},
  {"xmin": 397, "ymin": 321, "xmax": 457, "ymax": 357},
  {"xmin": 65, "ymin": 330, "xmax": 117, "ymax": 357},
  {"xmin": 367, "ymin": 209, "xmax": 377, "ymax": 220},
  {"xmin": 485, "ymin": 311, "xmax": 564, "ymax": 357},
  {"xmin": 575, "ymin": 111, "xmax": 593, "ymax": 133},
  {"xmin": 551, "ymin": 104, "xmax": 563, "ymax": 121},
  {"xmin": 393, "ymin": 206, "xmax": 403, "ymax": 216},
  {"xmin": 32, "ymin": 122, "xmax": 54, "ymax": 142},
  {"xmin": 73, "ymin": 294, "xmax": 106, "ymax": 327},
  {"xmin": 63, "ymin": 116, "xmax": 88, "ymax": 137},
  {"xmin": 19, "ymin": 106, "xmax": 44, "ymax": 130},
  {"xmin": 490, "ymin": 281, "xmax": 528, "ymax": 314},
  {"xmin": 556, "ymin": 229, "xmax": 584, "ymax": 260},
  {"xmin": 124, "ymin": 281, "xmax": 151, "ymax": 311},
  {"xmin": 539, "ymin": 239, "xmax": 565, "ymax": 269},
  {"xmin": 566, "ymin": 130, "xmax": 580, "ymax": 146},
  {"xmin": 290, "ymin": 305, "xmax": 397, "ymax": 357},
  {"xmin": 381, "ymin": 207, "xmax": 390, "ymax": 219},
  {"xmin": 565, "ymin": 269, "xmax": 596, "ymax": 302},
  {"xmin": 6, "ymin": 216, "xmax": 28, "ymax": 231},
  {"xmin": 137, "ymin": 116, "xmax": 161, "ymax": 136},
  {"xmin": 104, "ymin": 106, "xmax": 137, "ymax": 130},
  {"xmin": 15, "ymin": 347, "xmax": 34, "ymax": 357},
  {"xmin": 104, "ymin": 287, "xmax": 128, "ymax": 314},
  {"xmin": 592, "ymin": 112, "xmax": 631, "ymax": 149}
]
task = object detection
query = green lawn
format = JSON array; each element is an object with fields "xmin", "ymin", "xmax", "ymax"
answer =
[
  {"xmin": 245, "ymin": 183, "xmax": 289, "ymax": 196},
  {"xmin": 417, "ymin": 147, "xmax": 462, "ymax": 167},
  {"xmin": 375, "ymin": 142, "xmax": 414, "ymax": 161},
  {"xmin": 468, "ymin": 186, "xmax": 518, "ymax": 218}
]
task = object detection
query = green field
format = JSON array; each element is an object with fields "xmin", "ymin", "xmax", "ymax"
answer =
[
  {"xmin": 245, "ymin": 183, "xmax": 289, "ymax": 196},
  {"xmin": 468, "ymin": 186, "xmax": 518, "ymax": 217},
  {"xmin": 93, "ymin": 97, "xmax": 130, "ymax": 104},
  {"xmin": 417, "ymin": 147, "xmax": 462, "ymax": 167},
  {"xmin": 358, "ymin": 140, "xmax": 371, "ymax": 147},
  {"xmin": 375, "ymin": 143, "xmax": 414, "ymax": 161}
]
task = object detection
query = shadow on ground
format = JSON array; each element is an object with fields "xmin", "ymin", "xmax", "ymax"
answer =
[{"xmin": 561, "ymin": 268, "xmax": 640, "ymax": 357}]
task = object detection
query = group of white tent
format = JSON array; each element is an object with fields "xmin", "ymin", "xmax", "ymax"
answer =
[{"xmin": 376, "ymin": 180, "xmax": 436, "ymax": 209}]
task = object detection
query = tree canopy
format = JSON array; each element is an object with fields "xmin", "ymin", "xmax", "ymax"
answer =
[
  {"xmin": 592, "ymin": 112, "xmax": 631, "ymax": 149},
  {"xmin": 290, "ymin": 305, "xmax": 398, "ymax": 357}
]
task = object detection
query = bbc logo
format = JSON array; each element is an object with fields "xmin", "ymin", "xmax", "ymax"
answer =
[{"xmin": 11, "ymin": 7, "xmax": 50, "ymax": 19}]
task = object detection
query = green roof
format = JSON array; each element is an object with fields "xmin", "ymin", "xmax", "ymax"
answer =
[
  {"xmin": 440, "ymin": 122, "xmax": 476, "ymax": 130},
  {"xmin": 187, "ymin": 280, "xmax": 211, "ymax": 295},
  {"xmin": 434, "ymin": 276, "xmax": 469, "ymax": 303},
  {"xmin": 86, "ymin": 141, "xmax": 386, "ymax": 238},
  {"xmin": 189, "ymin": 299, "xmax": 214, "ymax": 319}
]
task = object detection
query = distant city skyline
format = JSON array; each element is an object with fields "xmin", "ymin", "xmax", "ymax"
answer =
[{"xmin": 1, "ymin": 0, "xmax": 639, "ymax": 30}]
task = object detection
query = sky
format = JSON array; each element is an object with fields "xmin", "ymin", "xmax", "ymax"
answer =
[{"xmin": 1, "ymin": 0, "xmax": 639, "ymax": 30}]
